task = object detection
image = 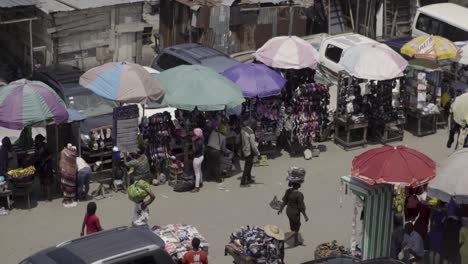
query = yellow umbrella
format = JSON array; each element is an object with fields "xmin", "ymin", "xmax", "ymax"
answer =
[
  {"xmin": 451, "ymin": 93, "xmax": 468, "ymax": 127},
  {"xmin": 401, "ymin": 35, "xmax": 461, "ymax": 61}
]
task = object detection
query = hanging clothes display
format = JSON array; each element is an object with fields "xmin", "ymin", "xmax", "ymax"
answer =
[{"xmin": 113, "ymin": 105, "xmax": 139, "ymax": 153}]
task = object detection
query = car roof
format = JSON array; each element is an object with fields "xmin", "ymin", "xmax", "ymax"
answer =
[
  {"xmin": 418, "ymin": 3, "xmax": 468, "ymax": 30},
  {"xmin": 163, "ymin": 43, "xmax": 240, "ymax": 72},
  {"xmin": 27, "ymin": 227, "xmax": 165, "ymax": 264},
  {"xmin": 324, "ymin": 33, "xmax": 378, "ymax": 50}
]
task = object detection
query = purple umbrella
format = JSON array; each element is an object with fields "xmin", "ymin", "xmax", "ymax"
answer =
[
  {"xmin": 223, "ymin": 63, "xmax": 286, "ymax": 98},
  {"xmin": 0, "ymin": 79, "xmax": 68, "ymax": 130}
]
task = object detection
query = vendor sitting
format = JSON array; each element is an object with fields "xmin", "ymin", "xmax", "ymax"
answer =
[
  {"xmin": 125, "ymin": 150, "xmax": 151, "ymax": 182},
  {"xmin": 400, "ymin": 222, "xmax": 425, "ymax": 263},
  {"xmin": 182, "ymin": 237, "xmax": 208, "ymax": 264}
]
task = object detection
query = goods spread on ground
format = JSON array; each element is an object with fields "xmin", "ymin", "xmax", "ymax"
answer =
[
  {"xmin": 127, "ymin": 179, "xmax": 150, "ymax": 202},
  {"xmin": 314, "ymin": 240, "xmax": 351, "ymax": 259},
  {"xmin": 227, "ymin": 225, "xmax": 283, "ymax": 264},
  {"xmin": 153, "ymin": 224, "xmax": 209, "ymax": 261},
  {"xmin": 7, "ymin": 166, "xmax": 35, "ymax": 178}
]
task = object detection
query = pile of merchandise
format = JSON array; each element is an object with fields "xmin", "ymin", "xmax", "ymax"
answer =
[
  {"xmin": 286, "ymin": 167, "xmax": 306, "ymax": 183},
  {"xmin": 245, "ymin": 97, "xmax": 283, "ymax": 146},
  {"xmin": 153, "ymin": 224, "xmax": 209, "ymax": 260},
  {"xmin": 113, "ymin": 105, "xmax": 139, "ymax": 153},
  {"xmin": 7, "ymin": 166, "xmax": 35, "ymax": 178},
  {"xmin": 229, "ymin": 225, "xmax": 283, "ymax": 264},
  {"xmin": 314, "ymin": 240, "xmax": 352, "ymax": 259},
  {"xmin": 366, "ymin": 80, "xmax": 405, "ymax": 127},
  {"xmin": 291, "ymin": 83, "xmax": 330, "ymax": 146},
  {"xmin": 87, "ymin": 127, "xmax": 113, "ymax": 153},
  {"xmin": 337, "ymin": 77, "xmax": 367, "ymax": 123},
  {"xmin": 141, "ymin": 112, "xmax": 175, "ymax": 166}
]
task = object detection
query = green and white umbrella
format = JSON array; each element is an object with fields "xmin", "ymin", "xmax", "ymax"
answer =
[{"xmin": 155, "ymin": 65, "xmax": 245, "ymax": 111}]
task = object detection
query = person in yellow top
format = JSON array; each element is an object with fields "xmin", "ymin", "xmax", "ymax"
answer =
[{"xmin": 460, "ymin": 217, "xmax": 468, "ymax": 264}]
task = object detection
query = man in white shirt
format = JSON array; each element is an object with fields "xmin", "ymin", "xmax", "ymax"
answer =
[
  {"xmin": 401, "ymin": 222, "xmax": 425, "ymax": 263},
  {"xmin": 76, "ymin": 156, "xmax": 92, "ymax": 201}
]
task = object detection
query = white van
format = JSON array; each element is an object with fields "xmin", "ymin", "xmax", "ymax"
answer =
[{"xmin": 412, "ymin": 3, "xmax": 468, "ymax": 42}]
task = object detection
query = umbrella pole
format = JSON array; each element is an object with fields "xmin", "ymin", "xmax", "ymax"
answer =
[{"xmin": 143, "ymin": 104, "xmax": 145, "ymax": 118}]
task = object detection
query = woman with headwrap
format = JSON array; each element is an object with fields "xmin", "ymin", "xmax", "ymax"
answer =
[
  {"xmin": 192, "ymin": 128, "xmax": 204, "ymax": 193},
  {"xmin": 0, "ymin": 137, "xmax": 18, "ymax": 175},
  {"xmin": 34, "ymin": 134, "xmax": 53, "ymax": 200}
]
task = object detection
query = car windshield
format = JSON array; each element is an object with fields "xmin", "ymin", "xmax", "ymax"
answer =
[{"xmin": 68, "ymin": 93, "xmax": 117, "ymax": 117}]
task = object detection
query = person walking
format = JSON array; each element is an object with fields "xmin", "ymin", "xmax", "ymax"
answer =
[
  {"xmin": 76, "ymin": 156, "xmax": 92, "ymax": 201},
  {"xmin": 80, "ymin": 202, "xmax": 102, "ymax": 236},
  {"xmin": 192, "ymin": 128, "xmax": 204, "ymax": 193},
  {"xmin": 278, "ymin": 181, "xmax": 309, "ymax": 246},
  {"xmin": 182, "ymin": 237, "xmax": 208, "ymax": 264},
  {"xmin": 132, "ymin": 183, "xmax": 155, "ymax": 229},
  {"xmin": 240, "ymin": 119, "xmax": 260, "ymax": 187}
]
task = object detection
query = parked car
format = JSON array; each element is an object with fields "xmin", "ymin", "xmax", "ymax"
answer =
[
  {"xmin": 151, "ymin": 43, "xmax": 240, "ymax": 73},
  {"xmin": 32, "ymin": 64, "xmax": 117, "ymax": 133},
  {"xmin": 19, "ymin": 226, "xmax": 175, "ymax": 264},
  {"xmin": 412, "ymin": 3, "xmax": 468, "ymax": 42}
]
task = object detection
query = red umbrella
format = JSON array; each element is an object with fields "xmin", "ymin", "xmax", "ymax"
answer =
[{"xmin": 351, "ymin": 145, "xmax": 436, "ymax": 187}]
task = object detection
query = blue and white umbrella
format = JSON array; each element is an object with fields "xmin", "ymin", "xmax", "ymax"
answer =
[{"xmin": 79, "ymin": 62, "xmax": 164, "ymax": 104}]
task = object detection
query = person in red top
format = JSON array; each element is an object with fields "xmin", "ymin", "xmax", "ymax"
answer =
[
  {"xmin": 182, "ymin": 238, "xmax": 208, "ymax": 264},
  {"xmin": 80, "ymin": 202, "xmax": 102, "ymax": 236}
]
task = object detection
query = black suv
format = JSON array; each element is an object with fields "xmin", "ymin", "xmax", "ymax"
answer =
[{"xmin": 20, "ymin": 226, "xmax": 175, "ymax": 264}]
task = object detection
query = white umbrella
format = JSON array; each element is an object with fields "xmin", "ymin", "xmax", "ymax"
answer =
[
  {"xmin": 428, "ymin": 149, "xmax": 468, "ymax": 204},
  {"xmin": 255, "ymin": 36, "xmax": 319, "ymax": 70},
  {"xmin": 339, "ymin": 43, "xmax": 408, "ymax": 80}
]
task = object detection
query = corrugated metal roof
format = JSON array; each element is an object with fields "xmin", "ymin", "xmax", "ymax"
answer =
[
  {"xmin": 0, "ymin": 0, "xmax": 37, "ymax": 8},
  {"xmin": 37, "ymin": 0, "xmax": 146, "ymax": 13}
]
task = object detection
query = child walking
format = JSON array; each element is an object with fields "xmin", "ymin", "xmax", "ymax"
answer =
[{"xmin": 80, "ymin": 202, "xmax": 103, "ymax": 236}]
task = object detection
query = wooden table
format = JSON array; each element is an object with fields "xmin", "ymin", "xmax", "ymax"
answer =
[
  {"xmin": 374, "ymin": 119, "xmax": 405, "ymax": 144},
  {"xmin": 334, "ymin": 117, "xmax": 368, "ymax": 151},
  {"xmin": 405, "ymin": 108, "xmax": 437, "ymax": 137}
]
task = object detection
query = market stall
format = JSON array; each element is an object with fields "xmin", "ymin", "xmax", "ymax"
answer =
[
  {"xmin": 403, "ymin": 59, "xmax": 444, "ymax": 136},
  {"xmin": 255, "ymin": 36, "xmax": 330, "ymax": 156},
  {"xmin": 223, "ymin": 63, "xmax": 286, "ymax": 157},
  {"xmin": 335, "ymin": 44, "xmax": 408, "ymax": 149},
  {"xmin": 153, "ymin": 224, "xmax": 209, "ymax": 263},
  {"xmin": 343, "ymin": 145, "xmax": 436, "ymax": 260},
  {"xmin": 155, "ymin": 65, "xmax": 245, "ymax": 187},
  {"xmin": 401, "ymin": 36, "xmax": 463, "ymax": 135}
]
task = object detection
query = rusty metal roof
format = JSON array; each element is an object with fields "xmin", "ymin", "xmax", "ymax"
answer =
[
  {"xmin": 37, "ymin": 0, "xmax": 146, "ymax": 13},
  {"xmin": 0, "ymin": 0, "xmax": 37, "ymax": 8}
]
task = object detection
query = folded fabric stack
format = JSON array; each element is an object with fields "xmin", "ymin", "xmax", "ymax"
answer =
[
  {"xmin": 113, "ymin": 105, "xmax": 139, "ymax": 153},
  {"xmin": 229, "ymin": 226, "xmax": 283, "ymax": 264},
  {"xmin": 286, "ymin": 166, "xmax": 306, "ymax": 183},
  {"xmin": 153, "ymin": 224, "xmax": 209, "ymax": 260}
]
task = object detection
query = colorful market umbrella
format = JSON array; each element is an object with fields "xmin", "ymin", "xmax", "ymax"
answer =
[
  {"xmin": 401, "ymin": 35, "xmax": 461, "ymax": 61},
  {"xmin": 255, "ymin": 36, "xmax": 319, "ymax": 70},
  {"xmin": 155, "ymin": 65, "xmax": 245, "ymax": 111},
  {"xmin": 79, "ymin": 62, "xmax": 164, "ymax": 104},
  {"xmin": 339, "ymin": 43, "xmax": 408, "ymax": 80},
  {"xmin": 223, "ymin": 63, "xmax": 286, "ymax": 98},
  {"xmin": 351, "ymin": 145, "xmax": 436, "ymax": 187},
  {"xmin": 451, "ymin": 93, "xmax": 468, "ymax": 126},
  {"xmin": 0, "ymin": 79, "xmax": 69, "ymax": 130},
  {"xmin": 428, "ymin": 149, "xmax": 468, "ymax": 204}
]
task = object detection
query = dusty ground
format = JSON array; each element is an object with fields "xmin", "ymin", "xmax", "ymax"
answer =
[{"xmin": 0, "ymin": 129, "xmax": 453, "ymax": 264}]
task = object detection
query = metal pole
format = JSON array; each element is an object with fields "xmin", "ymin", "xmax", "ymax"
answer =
[
  {"xmin": 356, "ymin": 0, "xmax": 360, "ymax": 33},
  {"xmin": 29, "ymin": 19, "xmax": 34, "ymax": 74},
  {"xmin": 288, "ymin": 6, "xmax": 294, "ymax": 36}
]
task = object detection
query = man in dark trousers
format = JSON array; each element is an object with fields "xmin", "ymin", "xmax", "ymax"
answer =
[{"xmin": 240, "ymin": 119, "xmax": 260, "ymax": 187}]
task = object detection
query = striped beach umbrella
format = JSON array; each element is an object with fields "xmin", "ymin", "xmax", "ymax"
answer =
[
  {"xmin": 0, "ymin": 79, "xmax": 69, "ymax": 130},
  {"xmin": 401, "ymin": 35, "xmax": 461, "ymax": 61},
  {"xmin": 79, "ymin": 62, "xmax": 164, "ymax": 104},
  {"xmin": 255, "ymin": 36, "xmax": 319, "ymax": 70}
]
